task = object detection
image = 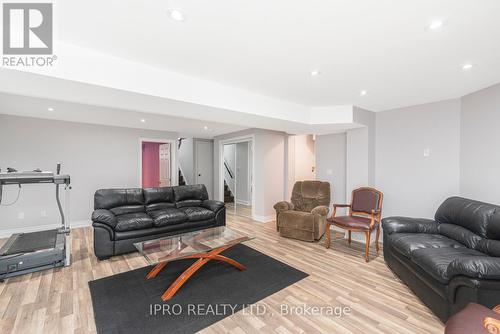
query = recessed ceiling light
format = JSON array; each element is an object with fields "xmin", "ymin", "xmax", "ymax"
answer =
[
  {"xmin": 167, "ymin": 9, "xmax": 186, "ymax": 22},
  {"xmin": 203, "ymin": 126, "xmax": 209, "ymax": 130},
  {"xmin": 360, "ymin": 90, "xmax": 367, "ymax": 96},
  {"xmin": 48, "ymin": 107, "xmax": 54, "ymax": 111},
  {"xmin": 429, "ymin": 20, "xmax": 443, "ymax": 30},
  {"xmin": 310, "ymin": 70, "xmax": 321, "ymax": 77},
  {"xmin": 140, "ymin": 119, "xmax": 146, "ymax": 123},
  {"xmin": 462, "ymin": 63, "xmax": 473, "ymax": 71}
]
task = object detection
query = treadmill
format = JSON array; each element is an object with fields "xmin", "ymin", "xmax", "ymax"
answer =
[{"xmin": 0, "ymin": 164, "xmax": 71, "ymax": 281}]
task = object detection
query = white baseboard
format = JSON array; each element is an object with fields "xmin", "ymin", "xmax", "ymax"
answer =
[
  {"xmin": 0, "ymin": 219, "xmax": 91, "ymax": 238},
  {"xmin": 235, "ymin": 199, "xmax": 251, "ymax": 206},
  {"xmin": 252, "ymin": 214, "xmax": 274, "ymax": 223}
]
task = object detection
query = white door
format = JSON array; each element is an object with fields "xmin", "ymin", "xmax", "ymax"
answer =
[
  {"xmin": 195, "ymin": 140, "xmax": 213, "ymax": 198},
  {"xmin": 159, "ymin": 143, "xmax": 171, "ymax": 186}
]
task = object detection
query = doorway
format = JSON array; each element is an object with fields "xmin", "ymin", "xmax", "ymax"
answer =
[
  {"xmin": 140, "ymin": 138, "xmax": 176, "ymax": 188},
  {"xmin": 222, "ymin": 139, "xmax": 253, "ymax": 218}
]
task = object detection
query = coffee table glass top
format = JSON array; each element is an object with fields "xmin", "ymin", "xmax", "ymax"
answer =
[{"xmin": 134, "ymin": 226, "xmax": 254, "ymax": 265}]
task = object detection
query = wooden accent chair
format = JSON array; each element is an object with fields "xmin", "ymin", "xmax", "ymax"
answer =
[{"xmin": 325, "ymin": 187, "xmax": 383, "ymax": 262}]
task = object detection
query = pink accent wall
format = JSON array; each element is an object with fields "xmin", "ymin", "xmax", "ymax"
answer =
[{"xmin": 142, "ymin": 142, "xmax": 162, "ymax": 188}]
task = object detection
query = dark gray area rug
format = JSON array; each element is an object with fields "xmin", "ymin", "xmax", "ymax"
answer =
[{"xmin": 89, "ymin": 244, "xmax": 308, "ymax": 334}]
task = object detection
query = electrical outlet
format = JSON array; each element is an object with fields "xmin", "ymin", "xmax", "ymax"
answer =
[
  {"xmin": 423, "ymin": 148, "xmax": 430, "ymax": 157},
  {"xmin": 17, "ymin": 212, "xmax": 25, "ymax": 219},
  {"xmin": 326, "ymin": 169, "xmax": 333, "ymax": 175},
  {"xmin": 40, "ymin": 210, "xmax": 47, "ymax": 217}
]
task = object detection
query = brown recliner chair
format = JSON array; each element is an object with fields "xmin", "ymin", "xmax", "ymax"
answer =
[{"xmin": 273, "ymin": 181, "xmax": 331, "ymax": 242}]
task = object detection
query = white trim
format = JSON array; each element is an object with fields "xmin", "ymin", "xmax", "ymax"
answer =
[
  {"xmin": 235, "ymin": 199, "xmax": 251, "ymax": 206},
  {"xmin": 252, "ymin": 214, "xmax": 274, "ymax": 223},
  {"xmin": 218, "ymin": 135, "xmax": 256, "ymax": 219},
  {"xmin": 138, "ymin": 138, "xmax": 178, "ymax": 187},
  {"xmin": 0, "ymin": 220, "xmax": 91, "ymax": 238}
]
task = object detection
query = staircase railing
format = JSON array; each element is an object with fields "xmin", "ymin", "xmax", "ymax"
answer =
[{"xmin": 224, "ymin": 160, "xmax": 234, "ymax": 179}]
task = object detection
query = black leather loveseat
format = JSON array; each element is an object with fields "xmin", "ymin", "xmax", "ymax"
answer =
[
  {"xmin": 91, "ymin": 184, "xmax": 225, "ymax": 260},
  {"xmin": 383, "ymin": 197, "xmax": 500, "ymax": 322}
]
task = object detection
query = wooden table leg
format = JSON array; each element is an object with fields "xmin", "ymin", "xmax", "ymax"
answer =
[
  {"xmin": 160, "ymin": 244, "xmax": 244, "ymax": 301},
  {"xmin": 147, "ymin": 262, "xmax": 168, "ymax": 279}
]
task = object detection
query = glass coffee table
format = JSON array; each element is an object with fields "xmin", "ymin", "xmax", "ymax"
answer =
[{"xmin": 134, "ymin": 226, "xmax": 254, "ymax": 301}]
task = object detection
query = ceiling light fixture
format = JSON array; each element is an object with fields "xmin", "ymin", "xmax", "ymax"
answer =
[
  {"xmin": 168, "ymin": 9, "xmax": 186, "ymax": 22},
  {"xmin": 203, "ymin": 126, "xmax": 209, "ymax": 130},
  {"xmin": 140, "ymin": 119, "xmax": 146, "ymax": 123},
  {"xmin": 462, "ymin": 63, "xmax": 473, "ymax": 71},
  {"xmin": 360, "ymin": 90, "xmax": 367, "ymax": 96},
  {"xmin": 310, "ymin": 70, "xmax": 321, "ymax": 77},
  {"xmin": 428, "ymin": 20, "xmax": 443, "ymax": 30},
  {"xmin": 48, "ymin": 107, "xmax": 54, "ymax": 111}
]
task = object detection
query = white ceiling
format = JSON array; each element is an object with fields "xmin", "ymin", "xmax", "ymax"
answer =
[
  {"xmin": 0, "ymin": 92, "xmax": 246, "ymax": 138},
  {"xmin": 57, "ymin": 0, "xmax": 500, "ymax": 111}
]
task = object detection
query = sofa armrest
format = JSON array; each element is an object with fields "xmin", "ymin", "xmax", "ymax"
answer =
[
  {"xmin": 274, "ymin": 201, "xmax": 294, "ymax": 213},
  {"xmin": 201, "ymin": 199, "xmax": 225, "ymax": 213},
  {"xmin": 382, "ymin": 216, "xmax": 438, "ymax": 235},
  {"xmin": 91, "ymin": 209, "xmax": 117, "ymax": 228},
  {"xmin": 448, "ymin": 256, "xmax": 500, "ymax": 280},
  {"xmin": 311, "ymin": 205, "xmax": 329, "ymax": 216}
]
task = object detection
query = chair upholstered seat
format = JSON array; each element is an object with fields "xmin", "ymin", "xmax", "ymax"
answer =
[{"xmin": 328, "ymin": 215, "xmax": 374, "ymax": 231}]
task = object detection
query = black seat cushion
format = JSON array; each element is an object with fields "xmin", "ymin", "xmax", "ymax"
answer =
[
  {"xmin": 179, "ymin": 207, "xmax": 215, "ymax": 221},
  {"xmin": 411, "ymin": 247, "xmax": 485, "ymax": 284},
  {"xmin": 389, "ymin": 233, "xmax": 465, "ymax": 258},
  {"xmin": 115, "ymin": 213, "xmax": 153, "ymax": 232},
  {"xmin": 149, "ymin": 208, "xmax": 188, "ymax": 227}
]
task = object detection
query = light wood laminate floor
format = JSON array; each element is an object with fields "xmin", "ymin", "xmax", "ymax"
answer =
[{"xmin": 0, "ymin": 212, "xmax": 444, "ymax": 334}]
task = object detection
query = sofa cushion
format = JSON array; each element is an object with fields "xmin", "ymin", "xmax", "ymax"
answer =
[
  {"xmin": 149, "ymin": 208, "xmax": 188, "ymax": 227},
  {"xmin": 435, "ymin": 197, "xmax": 498, "ymax": 239},
  {"xmin": 143, "ymin": 187, "xmax": 176, "ymax": 212},
  {"xmin": 115, "ymin": 212, "xmax": 153, "ymax": 232},
  {"xmin": 438, "ymin": 224, "xmax": 483, "ymax": 249},
  {"xmin": 179, "ymin": 207, "xmax": 215, "ymax": 221},
  {"xmin": 110, "ymin": 205, "xmax": 145, "ymax": 216},
  {"xmin": 411, "ymin": 247, "xmax": 484, "ymax": 284},
  {"xmin": 94, "ymin": 188, "xmax": 144, "ymax": 209},
  {"xmin": 176, "ymin": 199, "xmax": 203, "ymax": 208},
  {"xmin": 173, "ymin": 184, "xmax": 209, "ymax": 202},
  {"xmin": 388, "ymin": 233, "xmax": 465, "ymax": 258},
  {"xmin": 477, "ymin": 239, "xmax": 500, "ymax": 257}
]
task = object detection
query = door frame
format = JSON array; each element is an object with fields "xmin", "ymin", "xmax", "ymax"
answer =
[
  {"xmin": 138, "ymin": 138, "xmax": 178, "ymax": 187},
  {"xmin": 218, "ymin": 135, "xmax": 255, "ymax": 218}
]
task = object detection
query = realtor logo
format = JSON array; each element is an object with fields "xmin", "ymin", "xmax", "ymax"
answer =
[{"xmin": 2, "ymin": 3, "xmax": 53, "ymax": 55}]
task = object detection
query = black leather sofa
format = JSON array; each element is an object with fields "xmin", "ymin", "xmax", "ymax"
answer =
[
  {"xmin": 91, "ymin": 184, "xmax": 225, "ymax": 260},
  {"xmin": 383, "ymin": 197, "xmax": 500, "ymax": 322}
]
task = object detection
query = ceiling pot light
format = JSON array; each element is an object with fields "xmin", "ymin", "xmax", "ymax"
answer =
[
  {"xmin": 462, "ymin": 63, "xmax": 473, "ymax": 71},
  {"xmin": 310, "ymin": 70, "xmax": 321, "ymax": 77},
  {"xmin": 140, "ymin": 119, "xmax": 146, "ymax": 123},
  {"xmin": 48, "ymin": 107, "xmax": 54, "ymax": 111},
  {"xmin": 167, "ymin": 9, "xmax": 186, "ymax": 22},
  {"xmin": 428, "ymin": 20, "xmax": 443, "ymax": 30},
  {"xmin": 203, "ymin": 126, "xmax": 209, "ymax": 130},
  {"xmin": 360, "ymin": 90, "xmax": 367, "ymax": 96}
]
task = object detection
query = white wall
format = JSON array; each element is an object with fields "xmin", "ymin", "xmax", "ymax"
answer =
[
  {"xmin": 0, "ymin": 114, "xmax": 178, "ymax": 234},
  {"xmin": 460, "ymin": 83, "xmax": 500, "ymax": 203},
  {"xmin": 178, "ymin": 138, "xmax": 194, "ymax": 184},
  {"xmin": 315, "ymin": 133, "xmax": 346, "ymax": 207},
  {"xmin": 375, "ymin": 99, "xmax": 461, "ymax": 218},
  {"xmin": 286, "ymin": 134, "xmax": 316, "ymax": 198}
]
